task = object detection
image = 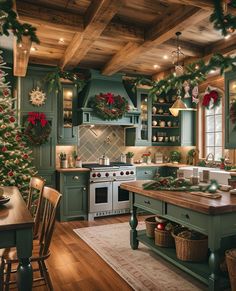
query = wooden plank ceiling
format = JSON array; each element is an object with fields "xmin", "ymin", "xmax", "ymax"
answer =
[{"xmin": 14, "ymin": 0, "xmax": 236, "ymax": 77}]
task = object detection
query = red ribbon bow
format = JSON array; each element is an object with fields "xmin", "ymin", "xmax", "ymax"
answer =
[
  {"xmin": 202, "ymin": 90, "xmax": 219, "ymax": 107},
  {"xmin": 27, "ymin": 112, "xmax": 48, "ymax": 127},
  {"xmin": 105, "ymin": 93, "xmax": 115, "ymax": 105}
]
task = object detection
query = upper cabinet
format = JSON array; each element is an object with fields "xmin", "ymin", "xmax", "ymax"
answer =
[
  {"xmin": 225, "ymin": 71, "xmax": 236, "ymax": 149},
  {"xmin": 125, "ymin": 88, "xmax": 195, "ymax": 147},
  {"xmin": 57, "ymin": 83, "xmax": 78, "ymax": 145}
]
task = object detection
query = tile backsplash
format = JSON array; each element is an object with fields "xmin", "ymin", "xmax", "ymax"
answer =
[{"xmin": 55, "ymin": 125, "xmax": 195, "ymax": 164}]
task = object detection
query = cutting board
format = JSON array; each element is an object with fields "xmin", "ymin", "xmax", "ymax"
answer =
[{"xmin": 189, "ymin": 191, "xmax": 222, "ymax": 199}]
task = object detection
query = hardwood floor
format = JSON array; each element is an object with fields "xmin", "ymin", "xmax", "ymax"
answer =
[{"xmin": 36, "ymin": 214, "xmax": 134, "ymax": 291}]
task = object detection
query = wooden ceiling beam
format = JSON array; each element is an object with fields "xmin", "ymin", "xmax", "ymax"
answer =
[
  {"xmin": 60, "ymin": 0, "xmax": 124, "ymax": 69},
  {"xmin": 13, "ymin": 36, "xmax": 32, "ymax": 77},
  {"xmin": 16, "ymin": 1, "xmax": 83, "ymax": 33},
  {"xmin": 102, "ymin": 7, "xmax": 210, "ymax": 75}
]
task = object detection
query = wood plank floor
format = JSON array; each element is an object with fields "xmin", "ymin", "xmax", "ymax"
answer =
[{"xmin": 35, "ymin": 214, "xmax": 134, "ymax": 291}]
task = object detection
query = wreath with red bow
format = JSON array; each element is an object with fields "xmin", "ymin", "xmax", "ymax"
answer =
[
  {"xmin": 24, "ymin": 112, "xmax": 51, "ymax": 145},
  {"xmin": 202, "ymin": 89, "xmax": 221, "ymax": 109},
  {"xmin": 91, "ymin": 92, "xmax": 129, "ymax": 120}
]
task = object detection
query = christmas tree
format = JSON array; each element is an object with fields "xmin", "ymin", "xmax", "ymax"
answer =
[{"xmin": 0, "ymin": 50, "xmax": 37, "ymax": 201}]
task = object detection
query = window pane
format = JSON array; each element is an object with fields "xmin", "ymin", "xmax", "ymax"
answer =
[
  {"xmin": 206, "ymin": 147, "xmax": 214, "ymax": 156},
  {"xmin": 206, "ymin": 133, "xmax": 214, "ymax": 146},
  {"xmin": 215, "ymin": 147, "xmax": 223, "ymax": 161},
  {"xmin": 206, "ymin": 116, "xmax": 214, "ymax": 132},
  {"xmin": 215, "ymin": 102, "xmax": 222, "ymax": 115},
  {"xmin": 205, "ymin": 107, "xmax": 214, "ymax": 116},
  {"xmin": 215, "ymin": 115, "xmax": 222, "ymax": 131},
  {"xmin": 215, "ymin": 132, "xmax": 222, "ymax": 146}
]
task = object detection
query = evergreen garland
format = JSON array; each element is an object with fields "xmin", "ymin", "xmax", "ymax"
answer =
[
  {"xmin": 132, "ymin": 53, "xmax": 236, "ymax": 98},
  {"xmin": 0, "ymin": 0, "xmax": 39, "ymax": 43},
  {"xmin": 43, "ymin": 67, "xmax": 86, "ymax": 94},
  {"xmin": 210, "ymin": 0, "xmax": 236, "ymax": 36}
]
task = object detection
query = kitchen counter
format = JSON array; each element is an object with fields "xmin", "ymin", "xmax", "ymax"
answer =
[
  {"xmin": 56, "ymin": 168, "xmax": 90, "ymax": 172},
  {"xmin": 134, "ymin": 163, "xmax": 187, "ymax": 168}
]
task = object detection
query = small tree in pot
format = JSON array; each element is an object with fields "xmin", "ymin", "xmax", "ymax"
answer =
[{"xmin": 126, "ymin": 152, "xmax": 134, "ymax": 164}]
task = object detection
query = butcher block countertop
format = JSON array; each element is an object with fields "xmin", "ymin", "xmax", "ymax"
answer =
[
  {"xmin": 120, "ymin": 180, "xmax": 236, "ymax": 215},
  {"xmin": 134, "ymin": 163, "xmax": 187, "ymax": 167}
]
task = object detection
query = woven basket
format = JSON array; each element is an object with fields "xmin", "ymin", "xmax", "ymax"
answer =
[
  {"xmin": 172, "ymin": 227, "xmax": 208, "ymax": 262},
  {"xmin": 155, "ymin": 228, "xmax": 175, "ymax": 248},
  {"xmin": 226, "ymin": 249, "xmax": 236, "ymax": 291},
  {"xmin": 145, "ymin": 216, "xmax": 157, "ymax": 238}
]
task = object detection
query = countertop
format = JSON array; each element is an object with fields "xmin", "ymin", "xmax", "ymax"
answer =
[
  {"xmin": 120, "ymin": 180, "xmax": 236, "ymax": 215},
  {"xmin": 56, "ymin": 168, "xmax": 90, "ymax": 172}
]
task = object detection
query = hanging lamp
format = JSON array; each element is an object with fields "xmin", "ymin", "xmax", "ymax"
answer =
[
  {"xmin": 171, "ymin": 32, "xmax": 185, "ymax": 77},
  {"xmin": 169, "ymin": 90, "xmax": 187, "ymax": 116}
]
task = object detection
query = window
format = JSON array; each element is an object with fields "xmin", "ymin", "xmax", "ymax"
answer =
[{"xmin": 204, "ymin": 100, "xmax": 223, "ymax": 161}]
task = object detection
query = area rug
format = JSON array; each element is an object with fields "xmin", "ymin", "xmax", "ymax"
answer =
[{"xmin": 74, "ymin": 222, "xmax": 207, "ymax": 291}]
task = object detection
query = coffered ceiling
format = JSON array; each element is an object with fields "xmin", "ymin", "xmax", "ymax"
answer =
[{"xmin": 13, "ymin": 0, "xmax": 236, "ymax": 77}]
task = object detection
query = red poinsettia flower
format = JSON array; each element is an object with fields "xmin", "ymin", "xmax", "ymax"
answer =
[
  {"xmin": 40, "ymin": 118, "xmax": 48, "ymax": 127},
  {"xmin": 23, "ymin": 154, "xmax": 29, "ymax": 159}
]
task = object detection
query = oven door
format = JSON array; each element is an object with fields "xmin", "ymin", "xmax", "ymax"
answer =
[
  {"xmin": 89, "ymin": 181, "xmax": 112, "ymax": 213},
  {"xmin": 112, "ymin": 180, "xmax": 130, "ymax": 210}
]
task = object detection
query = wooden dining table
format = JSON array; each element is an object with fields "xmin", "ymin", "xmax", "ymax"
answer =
[{"xmin": 0, "ymin": 186, "xmax": 34, "ymax": 291}]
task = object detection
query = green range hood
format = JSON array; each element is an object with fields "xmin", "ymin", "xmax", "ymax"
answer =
[{"xmin": 77, "ymin": 69, "xmax": 140, "ymax": 126}]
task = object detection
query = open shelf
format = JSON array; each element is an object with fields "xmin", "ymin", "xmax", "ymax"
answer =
[
  {"xmin": 152, "ymin": 142, "xmax": 180, "ymax": 146},
  {"xmin": 152, "ymin": 126, "xmax": 179, "ymax": 129}
]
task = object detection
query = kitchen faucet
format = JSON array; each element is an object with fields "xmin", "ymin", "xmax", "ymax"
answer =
[{"xmin": 206, "ymin": 153, "xmax": 215, "ymax": 167}]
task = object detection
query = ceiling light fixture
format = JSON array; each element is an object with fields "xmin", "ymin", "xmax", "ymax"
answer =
[
  {"xmin": 58, "ymin": 38, "xmax": 65, "ymax": 44},
  {"xmin": 169, "ymin": 90, "xmax": 187, "ymax": 116},
  {"xmin": 172, "ymin": 31, "xmax": 185, "ymax": 77}
]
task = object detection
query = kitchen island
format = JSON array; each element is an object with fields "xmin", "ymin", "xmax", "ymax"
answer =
[{"xmin": 120, "ymin": 180, "xmax": 236, "ymax": 291}]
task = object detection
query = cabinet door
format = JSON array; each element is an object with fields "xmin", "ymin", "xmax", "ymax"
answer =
[
  {"xmin": 57, "ymin": 83, "xmax": 78, "ymax": 144},
  {"xmin": 125, "ymin": 89, "xmax": 151, "ymax": 146},
  {"xmin": 136, "ymin": 167, "xmax": 158, "ymax": 180},
  {"xmin": 62, "ymin": 185, "xmax": 87, "ymax": 220},
  {"xmin": 225, "ymin": 71, "xmax": 236, "ymax": 148},
  {"xmin": 180, "ymin": 110, "xmax": 196, "ymax": 146}
]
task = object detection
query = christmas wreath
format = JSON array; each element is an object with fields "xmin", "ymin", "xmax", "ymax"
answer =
[
  {"xmin": 90, "ymin": 92, "xmax": 129, "ymax": 120},
  {"xmin": 24, "ymin": 112, "xmax": 51, "ymax": 145},
  {"xmin": 202, "ymin": 86, "xmax": 221, "ymax": 109}
]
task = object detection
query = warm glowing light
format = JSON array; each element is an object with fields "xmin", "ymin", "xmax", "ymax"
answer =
[
  {"xmin": 58, "ymin": 38, "xmax": 65, "ymax": 44},
  {"xmin": 153, "ymin": 64, "xmax": 160, "ymax": 69},
  {"xmin": 163, "ymin": 55, "xmax": 168, "ymax": 60},
  {"xmin": 30, "ymin": 46, "xmax": 37, "ymax": 52},
  {"xmin": 224, "ymin": 34, "xmax": 231, "ymax": 40}
]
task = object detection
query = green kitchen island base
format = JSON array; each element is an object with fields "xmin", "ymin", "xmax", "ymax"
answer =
[{"xmin": 120, "ymin": 180, "xmax": 236, "ymax": 291}]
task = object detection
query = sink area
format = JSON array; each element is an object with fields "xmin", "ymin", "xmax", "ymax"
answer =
[{"xmin": 179, "ymin": 166, "xmax": 231, "ymax": 185}]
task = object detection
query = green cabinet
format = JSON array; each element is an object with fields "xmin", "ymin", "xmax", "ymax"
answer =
[
  {"xmin": 125, "ymin": 88, "xmax": 152, "ymax": 146},
  {"xmin": 57, "ymin": 171, "xmax": 89, "ymax": 221},
  {"xmin": 225, "ymin": 71, "xmax": 236, "ymax": 148},
  {"xmin": 18, "ymin": 66, "xmax": 57, "ymax": 185},
  {"xmin": 136, "ymin": 167, "xmax": 158, "ymax": 180},
  {"xmin": 57, "ymin": 83, "xmax": 78, "ymax": 145}
]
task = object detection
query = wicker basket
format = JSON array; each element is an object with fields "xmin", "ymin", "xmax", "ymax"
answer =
[
  {"xmin": 226, "ymin": 249, "xmax": 236, "ymax": 291},
  {"xmin": 145, "ymin": 216, "xmax": 157, "ymax": 238},
  {"xmin": 155, "ymin": 228, "xmax": 175, "ymax": 248},
  {"xmin": 172, "ymin": 227, "xmax": 208, "ymax": 262}
]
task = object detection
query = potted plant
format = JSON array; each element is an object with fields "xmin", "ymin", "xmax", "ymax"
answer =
[
  {"xmin": 59, "ymin": 152, "xmax": 68, "ymax": 168},
  {"xmin": 126, "ymin": 152, "xmax": 134, "ymax": 164},
  {"xmin": 170, "ymin": 151, "xmax": 181, "ymax": 164},
  {"xmin": 72, "ymin": 151, "xmax": 82, "ymax": 168}
]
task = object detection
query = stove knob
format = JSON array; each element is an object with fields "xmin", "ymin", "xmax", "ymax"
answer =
[
  {"xmin": 126, "ymin": 171, "xmax": 129, "ymax": 175},
  {"xmin": 113, "ymin": 173, "xmax": 116, "ymax": 176},
  {"xmin": 97, "ymin": 173, "xmax": 101, "ymax": 177},
  {"xmin": 130, "ymin": 171, "xmax": 134, "ymax": 175},
  {"xmin": 120, "ymin": 171, "xmax": 124, "ymax": 175},
  {"xmin": 92, "ymin": 173, "xmax": 96, "ymax": 178},
  {"xmin": 105, "ymin": 173, "xmax": 109, "ymax": 177}
]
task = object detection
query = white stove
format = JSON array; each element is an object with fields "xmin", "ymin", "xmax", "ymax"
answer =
[{"xmin": 83, "ymin": 163, "xmax": 136, "ymax": 220}]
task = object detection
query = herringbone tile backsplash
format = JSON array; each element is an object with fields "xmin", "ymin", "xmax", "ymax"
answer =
[{"xmin": 78, "ymin": 125, "xmax": 126, "ymax": 162}]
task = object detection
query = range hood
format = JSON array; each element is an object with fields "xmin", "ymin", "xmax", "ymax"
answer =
[{"xmin": 77, "ymin": 70, "xmax": 140, "ymax": 126}]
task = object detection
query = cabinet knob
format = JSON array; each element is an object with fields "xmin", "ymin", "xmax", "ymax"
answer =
[
  {"xmin": 144, "ymin": 171, "xmax": 148, "ymax": 174},
  {"xmin": 73, "ymin": 176, "xmax": 79, "ymax": 180},
  {"xmin": 83, "ymin": 187, "xmax": 86, "ymax": 191},
  {"xmin": 144, "ymin": 200, "xmax": 150, "ymax": 205}
]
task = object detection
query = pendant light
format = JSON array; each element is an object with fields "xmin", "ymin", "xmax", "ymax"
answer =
[
  {"xmin": 171, "ymin": 32, "xmax": 185, "ymax": 77},
  {"xmin": 169, "ymin": 90, "xmax": 187, "ymax": 116}
]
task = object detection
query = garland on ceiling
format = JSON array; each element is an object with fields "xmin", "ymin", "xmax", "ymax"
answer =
[
  {"xmin": 0, "ymin": 0, "xmax": 39, "ymax": 44},
  {"xmin": 43, "ymin": 67, "xmax": 87, "ymax": 94},
  {"xmin": 132, "ymin": 53, "xmax": 236, "ymax": 99},
  {"xmin": 210, "ymin": 0, "xmax": 236, "ymax": 36}
]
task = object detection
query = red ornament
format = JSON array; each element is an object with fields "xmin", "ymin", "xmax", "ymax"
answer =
[
  {"xmin": 3, "ymin": 88, "xmax": 10, "ymax": 97},
  {"xmin": 9, "ymin": 116, "xmax": 15, "ymax": 123},
  {"xmin": 23, "ymin": 154, "xmax": 29, "ymax": 159},
  {"xmin": 15, "ymin": 135, "xmax": 21, "ymax": 141},
  {"xmin": 2, "ymin": 146, "xmax": 7, "ymax": 152},
  {"xmin": 157, "ymin": 223, "xmax": 165, "ymax": 230},
  {"xmin": 8, "ymin": 171, "xmax": 14, "ymax": 177}
]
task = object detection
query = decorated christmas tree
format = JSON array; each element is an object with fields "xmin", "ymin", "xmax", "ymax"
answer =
[{"xmin": 0, "ymin": 50, "xmax": 37, "ymax": 200}]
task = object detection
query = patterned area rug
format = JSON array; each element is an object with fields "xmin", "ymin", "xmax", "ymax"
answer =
[{"xmin": 74, "ymin": 222, "xmax": 207, "ymax": 291}]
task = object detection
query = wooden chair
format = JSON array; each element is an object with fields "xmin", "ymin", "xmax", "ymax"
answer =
[
  {"xmin": 27, "ymin": 176, "xmax": 45, "ymax": 239},
  {"xmin": 0, "ymin": 186, "xmax": 62, "ymax": 291}
]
